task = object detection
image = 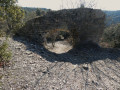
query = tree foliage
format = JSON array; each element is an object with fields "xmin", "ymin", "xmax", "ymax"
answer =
[
  {"xmin": 0, "ymin": 0, "xmax": 25, "ymax": 35},
  {"xmin": 0, "ymin": 41, "xmax": 12, "ymax": 63},
  {"xmin": 36, "ymin": 9, "xmax": 41, "ymax": 16},
  {"xmin": 103, "ymin": 23, "xmax": 120, "ymax": 47},
  {"xmin": 36, "ymin": 8, "xmax": 46, "ymax": 16}
]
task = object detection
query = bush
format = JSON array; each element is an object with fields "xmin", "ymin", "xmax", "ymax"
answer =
[
  {"xmin": 103, "ymin": 23, "xmax": 120, "ymax": 47},
  {"xmin": 0, "ymin": 41, "xmax": 12, "ymax": 67},
  {"xmin": 0, "ymin": 31, "xmax": 5, "ymax": 37}
]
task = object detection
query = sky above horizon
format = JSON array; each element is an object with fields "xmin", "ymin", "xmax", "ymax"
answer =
[{"xmin": 17, "ymin": 0, "xmax": 120, "ymax": 11}]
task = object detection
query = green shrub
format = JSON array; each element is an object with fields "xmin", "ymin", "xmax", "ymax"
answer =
[
  {"xmin": 103, "ymin": 23, "xmax": 120, "ymax": 47},
  {"xmin": 0, "ymin": 30, "xmax": 6, "ymax": 37},
  {"xmin": 0, "ymin": 41, "xmax": 12, "ymax": 65}
]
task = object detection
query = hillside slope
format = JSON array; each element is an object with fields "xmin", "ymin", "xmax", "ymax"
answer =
[{"xmin": 104, "ymin": 10, "xmax": 120, "ymax": 26}]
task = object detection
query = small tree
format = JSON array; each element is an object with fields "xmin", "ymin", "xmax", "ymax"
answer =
[
  {"xmin": 36, "ymin": 9, "xmax": 46, "ymax": 16},
  {"xmin": 80, "ymin": 4, "xmax": 85, "ymax": 8},
  {"xmin": 36, "ymin": 9, "xmax": 41, "ymax": 16},
  {"xmin": 0, "ymin": 0, "xmax": 25, "ymax": 35},
  {"xmin": 0, "ymin": 41, "xmax": 12, "ymax": 67}
]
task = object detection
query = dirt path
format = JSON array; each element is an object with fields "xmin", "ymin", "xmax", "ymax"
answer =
[{"xmin": 0, "ymin": 37, "xmax": 120, "ymax": 90}]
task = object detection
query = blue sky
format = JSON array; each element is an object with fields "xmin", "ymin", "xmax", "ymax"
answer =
[{"xmin": 17, "ymin": 0, "xmax": 120, "ymax": 10}]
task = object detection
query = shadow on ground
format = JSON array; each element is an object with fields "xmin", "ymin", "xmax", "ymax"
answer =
[
  {"xmin": 13, "ymin": 36, "xmax": 120, "ymax": 65},
  {"xmin": 7, "ymin": 36, "xmax": 120, "ymax": 90}
]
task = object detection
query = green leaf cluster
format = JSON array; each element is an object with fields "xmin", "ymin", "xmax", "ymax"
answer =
[
  {"xmin": 103, "ymin": 23, "xmax": 120, "ymax": 47},
  {"xmin": 0, "ymin": 41, "xmax": 12, "ymax": 63},
  {"xmin": 6, "ymin": 5, "xmax": 25, "ymax": 34},
  {"xmin": 36, "ymin": 9, "xmax": 46, "ymax": 16},
  {"xmin": 0, "ymin": 0, "xmax": 25, "ymax": 35}
]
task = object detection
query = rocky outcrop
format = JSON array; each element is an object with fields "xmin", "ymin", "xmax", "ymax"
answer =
[{"xmin": 19, "ymin": 8, "xmax": 105, "ymax": 47}]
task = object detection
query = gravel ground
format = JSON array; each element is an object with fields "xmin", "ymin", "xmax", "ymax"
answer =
[{"xmin": 0, "ymin": 37, "xmax": 120, "ymax": 90}]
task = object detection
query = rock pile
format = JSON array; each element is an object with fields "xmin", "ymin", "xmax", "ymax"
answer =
[{"xmin": 19, "ymin": 8, "xmax": 105, "ymax": 47}]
